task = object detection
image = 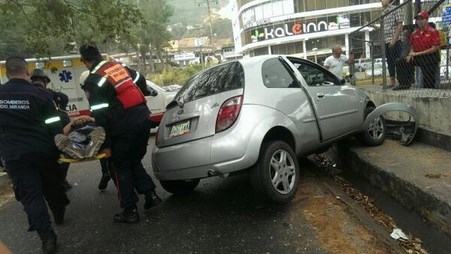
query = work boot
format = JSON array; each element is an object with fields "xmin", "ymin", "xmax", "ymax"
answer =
[
  {"xmin": 113, "ymin": 208, "xmax": 139, "ymax": 223},
  {"xmin": 98, "ymin": 174, "xmax": 111, "ymax": 191},
  {"xmin": 144, "ymin": 190, "xmax": 162, "ymax": 210},
  {"xmin": 38, "ymin": 229, "xmax": 57, "ymax": 254},
  {"xmin": 84, "ymin": 127, "xmax": 106, "ymax": 158},
  {"xmin": 54, "ymin": 134, "xmax": 84, "ymax": 160},
  {"xmin": 50, "ymin": 206, "xmax": 65, "ymax": 225}
]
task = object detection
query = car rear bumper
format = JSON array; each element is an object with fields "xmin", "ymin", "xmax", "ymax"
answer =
[{"xmin": 152, "ymin": 135, "xmax": 253, "ymax": 180}]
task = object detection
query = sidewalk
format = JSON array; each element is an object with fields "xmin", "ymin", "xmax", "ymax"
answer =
[
  {"xmin": 0, "ymin": 170, "xmax": 8, "ymax": 189},
  {"xmin": 331, "ymin": 139, "xmax": 451, "ymax": 237}
]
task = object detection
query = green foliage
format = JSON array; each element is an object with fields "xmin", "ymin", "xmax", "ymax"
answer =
[
  {"xmin": 148, "ymin": 64, "xmax": 203, "ymax": 86},
  {"xmin": 0, "ymin": 0, "xmax": 151, "ymax": 58}
]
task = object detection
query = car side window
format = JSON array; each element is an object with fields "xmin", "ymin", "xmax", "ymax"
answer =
[
  {"xmin": 261, "ymin": 58, "xmax": 298, "ymax": 88},
  {"xmin": 291, "ymin": 60, "xmax": 339, "ymax": 86},
  {"xmin": 176, "ymin": 62, "xmax": 244, "ymax": 103}
]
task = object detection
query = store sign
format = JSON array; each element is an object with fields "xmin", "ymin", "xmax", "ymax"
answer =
[
  {"xmin": 442, "ymin": 4, "xmax": 451, "ymax": 25},
  {"xmin": 250, "ymin": 15, "xmax": 350, "ymax": 42}
]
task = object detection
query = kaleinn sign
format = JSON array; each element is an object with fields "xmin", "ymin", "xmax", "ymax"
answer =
[{"xmin": 249, "ymin": 15, "xmax": 350, "ymax": 43}]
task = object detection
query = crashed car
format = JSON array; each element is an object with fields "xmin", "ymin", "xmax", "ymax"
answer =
[{"xmin": 151, "ymin": 55, "xmax": 416, "ymax": 203}]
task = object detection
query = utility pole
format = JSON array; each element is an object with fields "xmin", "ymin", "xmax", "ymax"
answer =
[{"xmin": 197, "ymin": 0, "xmax": 217, "ymax": 45}]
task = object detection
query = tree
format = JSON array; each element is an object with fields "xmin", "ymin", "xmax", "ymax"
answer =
[
  {"xmin": 134, "ymin": 0, "xmax": 174, "ymax": 72},
  {"xmin": 0, "ymin": 0, "xmax": 143, "ymax": 58}
]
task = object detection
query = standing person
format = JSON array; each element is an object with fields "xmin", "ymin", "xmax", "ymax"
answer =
[
  {"xmin": 0, "ymin": 57, "xmax": 70, "ymax": 253},
  {"xmin": 395, "ymin": 11, "xmax": 440, "ymax": 90},
  {"xmin": 79, "ymin": 70, "xmax": 114, "ymax": 191},
  {"xmin": 79, "ymin": 43, "xmax": 161, "ymax": 223},
  {"xmin": 381, "ymin": 0, "xmax": 403, "ymax": 87},
  {"xmin": 323, "ymin": 44, "xmax": 354, "ymax": 79},
  {"xmin": 30, "ymin": 68, "xmax": 72, "ymax": 191}
]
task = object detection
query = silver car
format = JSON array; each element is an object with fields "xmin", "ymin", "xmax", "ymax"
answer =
[{"xmin": 152, "ymin": 55, "xmax": 414, "ymax": 203}]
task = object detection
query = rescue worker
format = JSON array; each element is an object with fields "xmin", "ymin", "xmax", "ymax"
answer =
[
  {"xmin": 0, "ymin": 57, "xmax": 70, "ymax": 253},
  {"xmin": 30, "ymin": 68, "xmax": 69, "ymax": 112},
  {"xmin": 30, "ymin": 68, "xmax": 72, "ymax": 191},
  {"xmin": 79, "ymin": 70, "xmax": 116, "ymax": 191},
  {"xmin": 79, "ymin": 43, "xmax": 161, "ymax": 223}
]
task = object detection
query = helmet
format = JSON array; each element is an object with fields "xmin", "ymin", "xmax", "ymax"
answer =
[{"xmin": 30, "ymin": 68, "xmax": 50, "ymax": 83}]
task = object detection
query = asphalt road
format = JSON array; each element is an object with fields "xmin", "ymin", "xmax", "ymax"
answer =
[{"xmin": 0, "ymin": 136, "xmax": 403, "ymax": 254}]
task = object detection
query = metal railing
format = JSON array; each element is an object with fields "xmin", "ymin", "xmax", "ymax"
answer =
[{"xmin": 349, "ymin": 0, "xmax": 451, "ymax": 96}]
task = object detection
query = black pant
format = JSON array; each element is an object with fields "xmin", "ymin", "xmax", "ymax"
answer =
[
  {"xmin": 385, "ymin": 41, "xmax": 402, "ymax": 78},
  {"xmin": 111, "ymin": 122, "xmax": 156, "ymax": 211},
  {"xmin": 5, "ymin": 154, "xmax": 69, "ymax": 232},
  {"xmin": 396, "ymin": 53, "xmax": 440, "ymax": 88},
  {"xmin": 100, "ymin": 158, "xmax": 117, "ymax": 186}
]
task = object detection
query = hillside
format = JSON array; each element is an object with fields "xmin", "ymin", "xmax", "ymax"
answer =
[{"xmin": 167, "ymin": 0, "xmax": 229, "ymax": 25}]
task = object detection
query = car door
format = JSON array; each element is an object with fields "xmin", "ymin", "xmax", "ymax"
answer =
[
  {"xmin": 146, "ymin": 81, "xmax": 166, "ymax": 114},
  {"xmin": 284, "ymin": 56, "xmax": 363, "ymax": 141}
]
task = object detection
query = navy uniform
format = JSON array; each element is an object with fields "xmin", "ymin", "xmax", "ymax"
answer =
[
  {"xmin": 79, "ymin": 44, "xmax": 161, "ymax": 223},
  {"xmin": 31, "ymin": 68, "xmax": 72, "ymax": 191},
  {"xmin": 0, "ymin": 57, "xmax": 69, "ymax": 253}
]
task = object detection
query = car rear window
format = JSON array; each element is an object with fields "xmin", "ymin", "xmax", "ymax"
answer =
[{"xmin": 175, "ymin": 62, "xmax": 244, "ymax": 103}]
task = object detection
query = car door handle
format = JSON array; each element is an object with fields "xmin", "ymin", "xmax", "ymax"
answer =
[{"xmin": 317, "ymin": 93, "xmax": 325, "ymax": 98}]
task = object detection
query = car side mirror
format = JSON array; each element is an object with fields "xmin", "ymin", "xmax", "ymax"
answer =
[
  {"xmin": 344, "ymin": 74, "xmax": 356, "ymax": 86},
  {"xmin": 149, "ymin": 89, "xmax": 158, "ymax": 97}
]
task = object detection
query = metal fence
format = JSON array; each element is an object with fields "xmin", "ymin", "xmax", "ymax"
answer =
[{"xmin": 349, "ymin": 0, "xmax": 451, "ymax": 96}]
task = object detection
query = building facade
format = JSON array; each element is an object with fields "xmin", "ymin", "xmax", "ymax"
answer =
[{"xmin": 230, "ymin": 0, "xmax": 386, "ymax": 63}]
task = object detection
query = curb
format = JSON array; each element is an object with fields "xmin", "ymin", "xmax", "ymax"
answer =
[
  {"xmin": 0, "ymin": 171, "xmax": 9, "ymax": 189},
  {"xmin": 329, "ymin": 140, "xmax": 451, "ymax": 237}
]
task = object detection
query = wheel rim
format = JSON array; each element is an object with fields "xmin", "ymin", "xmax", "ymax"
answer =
[
  {"xmin": 268, "ymin": 149, "xmax": 296, "ymax": 195},
  {"xmin": 367, "ymin": 116, "xmax": 384, "ymax": 139}
]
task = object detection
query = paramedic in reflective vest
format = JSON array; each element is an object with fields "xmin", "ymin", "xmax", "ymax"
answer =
[
  {"xmin": 79, "ymin": 43, "xmax": 161, "ymax": 224},
  {"xmin": 0, "ymin": 57, "xmax": 70, "ymax": 254}
]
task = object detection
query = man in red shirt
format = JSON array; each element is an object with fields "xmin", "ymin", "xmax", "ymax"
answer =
[{"xmin": 395, "ymin": 11, "xmax": 440, "ymax": 89}]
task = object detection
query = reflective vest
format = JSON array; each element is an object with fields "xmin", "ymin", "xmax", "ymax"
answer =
[{"xmin": 92, "ymin": 61, "xmax": 145, "ymax": 109}]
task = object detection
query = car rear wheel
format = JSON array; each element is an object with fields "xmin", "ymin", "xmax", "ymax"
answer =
[
  {"xmin": 160, "ymin": 179, "xmax": 200, "ymax": 195},
  {"xmin": 250, "ymin": 140, "xmax": 300, "ymax": 204},
  {"xmin": 358, "ymin": 106, "xmax": 386, "ymax": 146}
]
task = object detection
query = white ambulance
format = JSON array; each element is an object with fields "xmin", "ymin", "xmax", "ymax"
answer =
[
  {"xmin": 0, "ymin": 55, "xmax": 92, "ymax": 116},
  {"xmin": 0, "ymin": 55, "xmax": 177, "ymax": 124}
]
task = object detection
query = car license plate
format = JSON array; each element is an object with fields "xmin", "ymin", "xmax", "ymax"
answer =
[{"xmin": 169, "ymin": 120, "xmax": 191, "ymax": 138}]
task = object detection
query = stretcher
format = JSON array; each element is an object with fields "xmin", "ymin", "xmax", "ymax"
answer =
[{"xmin": 58, "ymin": 153, "xmax": 106, "ymax": 163}]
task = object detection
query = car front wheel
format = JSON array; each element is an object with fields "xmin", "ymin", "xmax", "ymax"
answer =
[
  {"xmin": 358, "ymin": 106, "xmax": 386, "ymax": 146},
  {"xmin": 160, "ymin": 179, "xmax": 200, "ymax": 195},
  {"xmin": 250, "ymin": 140, "xmax": 300, "ymax": 204}
]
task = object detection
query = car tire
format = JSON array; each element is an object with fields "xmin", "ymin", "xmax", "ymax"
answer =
[
  {"xmin": 357, "ymin": 106, "xmax": 386, "ymax": 146},
  {"xmin": 358, "ymin": 66, "xmax": 364, "ymax": 72},
  {"xmin": 250, "ymin": 140, "xmax": 300, "ymax": 204},
  {"xmin": 160, "ymin": 179, "xmax": 200, "ymax": 195}
]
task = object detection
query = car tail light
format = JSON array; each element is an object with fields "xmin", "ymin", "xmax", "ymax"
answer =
[
  {"xmin": 216, "ymin": 95, "xmax": 243, "ymax": 133},
  {"xmin": 149, "ymin": 112, "xmax": 164, "ymax": 124}
]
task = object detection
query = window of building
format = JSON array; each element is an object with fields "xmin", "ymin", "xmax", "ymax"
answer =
[
  {"xmin": 293, "ymin": 0, "xmax": 305, "ymax": 12},
  {"xmin": 316, "ymin": 0, "xmax": 326, "ymax": 9},
  {"xmin": 253, "ymin": 47, "xmax": 269, "ymax": 56},
  {"xmin": 305, "ymin": 1, "xmax": 315, "ymax": 11}
]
